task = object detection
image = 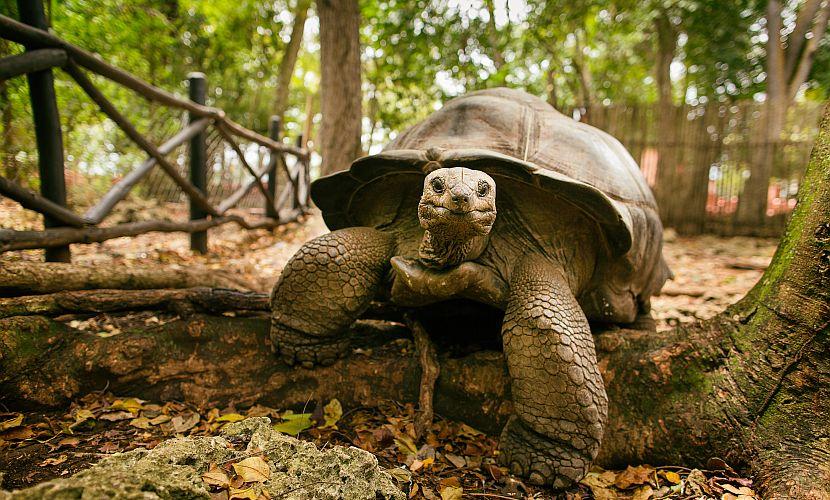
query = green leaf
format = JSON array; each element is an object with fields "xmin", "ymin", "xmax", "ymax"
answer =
[{"xmin": 273, "ymin": 413, "xmax": 313, "ymax": 435}]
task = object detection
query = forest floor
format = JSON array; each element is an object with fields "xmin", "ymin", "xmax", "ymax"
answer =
[{"xmin": 0, "ymin": 200, "xmax": 778, "ymax": 498}]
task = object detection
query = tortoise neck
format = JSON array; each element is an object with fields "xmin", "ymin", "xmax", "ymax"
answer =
[{"xmin": 418, "ymin": 230, "xmax": 490, "ymax": 269}]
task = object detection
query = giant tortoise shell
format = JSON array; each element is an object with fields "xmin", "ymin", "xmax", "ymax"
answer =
[
  {"xmin": 312, "ymin": 87, "xmax": 671, "ymax": 323},
  {"xmin": 271, "ymin": 87, "xmax": 671, "ymax": 489}
]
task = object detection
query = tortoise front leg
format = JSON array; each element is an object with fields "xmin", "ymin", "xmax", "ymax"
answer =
[
  {"xmin": 270, "ymin": 227, "xmax": 396, "ymax": 367},
  {"xmin": 499, "ymin": 255, "xmax": 608, "ymax": 489}
]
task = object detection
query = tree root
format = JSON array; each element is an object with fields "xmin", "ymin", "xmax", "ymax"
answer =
[{"xmin": 404, "ymin": 312, "xmax": 441, "ymax": 439}]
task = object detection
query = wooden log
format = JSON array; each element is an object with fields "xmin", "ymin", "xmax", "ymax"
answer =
[
  {"xmin": 222, "ymin": 118, "xmax": 308, "ymax": 159},
  {"xmin": 0, "ymin": 48, "xmax": 66, "ymax": 80},
  {"xmin": 0, "ymin": 263, "xmax": 257, "ymax": 296},
  {"xmin": 216, "ymin": 123, "xmax": 277, "ymax": 210},
  {"xmin": 83, "ymin": 118, "xmax": 211, "ymax": 224},
  {"xmin": 0, "ymin": 215, "xmax": 279, "ymax": 252},
  {"xmin": 0, "ymin": 287, "xmax": 269, "ymax": 319},
  {"xmin": 0, "ymin": 175, "xmax": 89, "ymax": 227},
  {"xmin": 17, "ymin": 1, "xmax": 70, "ymax": 262},
  {"xmin": 63, "ymin": 61, "xmax": 221, "ymax": 218}
]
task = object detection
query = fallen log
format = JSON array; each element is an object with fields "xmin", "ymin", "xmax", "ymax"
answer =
[{"xmin": 0, "ymin": 261, "xmax": 256, "ymax": 295}]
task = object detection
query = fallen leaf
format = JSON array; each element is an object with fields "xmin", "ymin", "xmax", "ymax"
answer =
[
  {"xmin": 632, "ymin": 484, "xmax": 654, "ymax": 500},
  {"xmin": 387, "ymin": 467, "xmax": 412, "ymax": 483},
  {"xmin": 57, "ymin": 437, "xmax": 80, "ymax": 448},
  {"xmin": 722, "ymin": 484, "xmax": 757, "ymax": 497},
  {"xmin": 109, "ymin": 398, "xmax": 144, "ymax": 413},
  {"xmin": 232, "ymin": 456, "xmax": 270, "ymax": 483},
  {"xmin": 0, "ymin": 414, "xmax": 23, "ymax": 432},
  {"xmin": 439, "ymin": 486, "xmax": 462, "ymax": 500},
  {"xmin": 100, "ymin": 411, "xmax": 134, "ymax": 422},
  {"xmin": 202, "ymin": 466, "xmax": 231, "ymax": 488},
  {"xmin": 228, "ymin": 487, "xmax": 258, "ymax": 500},
  {"xmin": 39, "ymin": 455, "xmax": 68, "ymax": 466},
  {"xmin": 149, "ymin": 414, "xmax": 172, "ymax": 425},
  {"xmin": 171, "ymin": 412, "xmax": 200, "ymax": 434},
  {"xmin": 99, "ymin": 442, "xmax": 119, "ymax": 453},
  {"xmin": 273, "ymin": 413, "xmax": 313, "ymax": 435},
  {"xmin": 580, "ymin": 472, "xmax": 618, "ymax": 500},
  {"xmin": 444, "ymin": 454, "xmax": 466, "ymax": 468},
  {"xmin": 456, "ymin": 423, "xmax": 484, "ymax": 438},
  {"xmin": 614, "ymin": 465, "xmax": 654, "ymax": 489},
  {"xmin": 0, "ymin": 426, "xmax": 35, "ymax": 440},
  {"xmin": 322, "ymin": 399, "xmax": 342, "ymax": 428},
  {"xmin": 395, "ymin": 435, "xmax": 418, "ymax": 456},
  {"xmin": 659, "ymin": 470, "xmax": 681, "ymax": 485},
  {"xmin": 130, "ymin": 417, "xmax": 153, "ymax": 430},
  {"xmin": 216, "ymin": 413, "xmax": 246, "ymax": 423},
  {"xmin": 71, "ymin": 409, "xmax": 95, "ymax": 427}
]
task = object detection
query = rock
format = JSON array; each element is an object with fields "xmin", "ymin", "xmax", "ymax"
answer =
[{"xmin": 0, "ymin": 418, "xmax": 404, "ymax": 500}]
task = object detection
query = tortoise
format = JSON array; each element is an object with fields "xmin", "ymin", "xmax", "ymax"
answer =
[{"xmin": 270, "ymin": 87, "xmax": 671, "ymax": 488}]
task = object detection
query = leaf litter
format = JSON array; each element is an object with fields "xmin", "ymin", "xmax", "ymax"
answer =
[{"xmin": 0, "ymin": 394, "xmax": 760, "ymax": 499}]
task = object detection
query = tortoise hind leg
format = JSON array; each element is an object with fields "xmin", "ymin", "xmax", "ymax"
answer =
[
  {"xmin": 499, "ymin": 255, "xmax": 608, "ymax": 489},
  {"xmin": 270, "ymin": 227, "xmax": 396, "ymax": 367}
]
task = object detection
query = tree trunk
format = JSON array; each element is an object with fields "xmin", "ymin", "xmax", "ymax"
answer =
[
  {"xmin": 1, "ymin": 112, "xmax": 828, "ymax": 497},
  {"xmin": 272, "ymin": 0, "xmax": 311, "ymax": 130},
  {"xmin": 317, "ymin": 0, "xmax": 362, "ymax": 175},
  {"xmin": 652, "ymin": 12, "xmax": 677, "ymax": 224},
  {"xmin": 736, "ymin": 0, "xmax": 830, "ymax": 231}
]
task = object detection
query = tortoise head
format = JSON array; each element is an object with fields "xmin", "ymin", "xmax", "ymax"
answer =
[{"xmin": 417, "ymin": 167, "xmax": 497, "ymax": 269}]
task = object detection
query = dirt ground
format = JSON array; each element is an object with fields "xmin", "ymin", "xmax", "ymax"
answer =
[{"xmin": 0, "ymin": 199, "xmax": 778, "ymax": 498}]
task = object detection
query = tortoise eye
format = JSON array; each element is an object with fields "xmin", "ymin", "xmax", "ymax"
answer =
[
  {"xmin": 477, "ymin": 180, "xmax": 490, "ymax": 197},
  {"xmin": 430, "ymin": 177, "xmax": 445, "ymax": 193}
]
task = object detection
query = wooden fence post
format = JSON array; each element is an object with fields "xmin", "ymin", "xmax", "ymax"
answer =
[
  {"xmin": 18, "ymin": 0, "xmax": 70, "ymax": 262},
  {"xmin": 266, "ymin": 116, "xmax": 281, "ymax": 219},
  {"xmin": 188, "ymin": 72, "xmax": 208, "ymax": 254},
  {"xmin": 293, "ymin": 134, "xmax": 304, "ymax": 210}
]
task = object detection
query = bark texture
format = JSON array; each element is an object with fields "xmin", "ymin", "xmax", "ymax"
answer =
[
  {"xmin": 317, "ymin": 0, "xmax": 363, "ymax": 175},
  {"xmin": 0, "ymin": 261, "xmax": 255, "ymax": 296}
]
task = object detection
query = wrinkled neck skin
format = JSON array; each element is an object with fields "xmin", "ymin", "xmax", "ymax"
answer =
[{"xmin": 418, "ymin": 228, "xmax": 490, "ymax": 269}]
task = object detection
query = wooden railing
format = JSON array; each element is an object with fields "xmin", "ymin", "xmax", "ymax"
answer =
[{"xmin": 0, "ymin": 3, "xmax": 311, "ymax": 261}]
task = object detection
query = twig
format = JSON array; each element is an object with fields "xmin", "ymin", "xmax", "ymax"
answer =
[{"xmin": 403, "ymin": 312, "xmax": 440, "ymax": 439}]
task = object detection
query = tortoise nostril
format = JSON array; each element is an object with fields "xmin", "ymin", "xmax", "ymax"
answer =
[{"xmin": 452, "ymin": 194, "xmax": 469, "ymax": 205}]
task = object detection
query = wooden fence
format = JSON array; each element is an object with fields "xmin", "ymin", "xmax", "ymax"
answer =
[
  {"xmin": 579, "ymin": 101, "xmax": 824, "ymax": 236},
  {"xmin": 0, "ymin": 4, "xmax": 311, "ymax": 261}
]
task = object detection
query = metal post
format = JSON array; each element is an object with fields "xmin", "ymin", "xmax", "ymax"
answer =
[
  {"xmin": 266, "ymin": 116, "xmax": 281, "ymax": 219},
  {"xmin": 188, "ymin": 72, "xmax": 208, "ymax": 254},
  {"xmin": 18, "ymin": 0, "xmax": 70, "ymax": 262}
]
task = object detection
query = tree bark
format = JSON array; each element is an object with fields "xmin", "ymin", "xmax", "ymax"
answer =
[
  {"xmin": 317, "ymin": 0, "xmax": 362, "ymax": 175},
  {"xmin": 1, "ymin": 109, "xmax": 828, "ymax": 497},
  {"xmin": 652, "ymin": 11, "xmax": 678, "ymax": 223},
  {"xmin": 0, "ymin": 261, "xmax": 256, "ymax": 296},
  {"xmin": 272, "ymin": 0, "xmax": 311, "ymax": 129}
]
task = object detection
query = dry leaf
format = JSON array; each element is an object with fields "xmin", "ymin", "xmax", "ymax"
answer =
[
  {"xmin": 632, "ymin": 484, "xmax": 654, "ymax": 500},
  {"xmin": 39, "ymin": 455, "xmax": 68, "ymax": 466},
  {"xmin": 614, "ymin": 465, "xmax": 654, "ymax": 489},
  {"xmin": 0, "ymin": 414, "xmax": 23, "ymax": 432},
  {"xmin": 202, "ymin": 466, "xmax": 231, "ymax": 488},
  {"xmin": 100, "ymin": 411, "xmax": 134, "ymax": 422},
  {"xmin": 149, "ymin": 414, "xmax": 172, "ymax": 425},
  {"xmin": 109, "ymin": 398, "xmax": 144, "ymax": 413},
  {"xmin": 216, "ymin": 413, "xmax": 246, "ymax": 423},
  {"xmin": 438, "ymin": 486, "xmax": 462, "ymax": 500},
  {"xmin": 130, "ymin": 417, "xmax": 153, "ymax": 430},
  {"xmin": 171, "ymin": 412, "xmax": 200, "ymax": 433},
  {"xmin": 580, "ymin": 472, "xmax": 618, "ymax": 500},
  {"xmin": 322, "ymin": 399, "xmax": 342, "ymax": 428},
  {"xmin": 57, "ymin": 437, "xmax": 80, "ymax": 448},
  {"xmin": 1, "ymin": 426, "xmax": 35, "ymax": 440},
  {"xmin": 232, "ymin": 456, "xmax": 270, "ymax": 483},
  {"xmin": 229, "ymin": 487, "xmax": 258, "ymax": 500},
  {"xmin": 444, "ymin": 454, "xmax": 466, "ymax": 468},
  {"xmin": 659, "ymin": 470, "xmax": 681, "ymax": 484}
]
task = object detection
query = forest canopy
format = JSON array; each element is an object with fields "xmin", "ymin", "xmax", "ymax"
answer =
[{"xmin": 1, "ymin": 0, "xmax": 829, "ymax": 183}]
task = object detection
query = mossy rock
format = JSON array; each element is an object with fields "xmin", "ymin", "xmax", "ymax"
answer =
[{"xmin": 0, "ymin": 418, "xmax": 404, "ymax": 500}]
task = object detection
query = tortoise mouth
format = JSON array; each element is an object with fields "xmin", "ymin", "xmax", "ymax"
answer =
[{"xmin": 418, "ymin": 203, "xmax": 496, "ymax": 236}]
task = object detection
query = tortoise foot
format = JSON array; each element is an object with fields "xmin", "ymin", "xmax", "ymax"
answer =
[
  {"xmin": 498, "ymin": 418, "xmax": 590, "ymax": 490},
  {"xmin": 271, "ymin": 323, "xmax": 350, "ymax": 368}
]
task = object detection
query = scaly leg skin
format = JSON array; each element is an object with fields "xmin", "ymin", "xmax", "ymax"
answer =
[
  {"xmin": 270, "ymin": 227, "xmax": 396, "ymax": 368},
  {"xmin": 499, "ymin": 255, "xmax": 608, "ymax": 489}
]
